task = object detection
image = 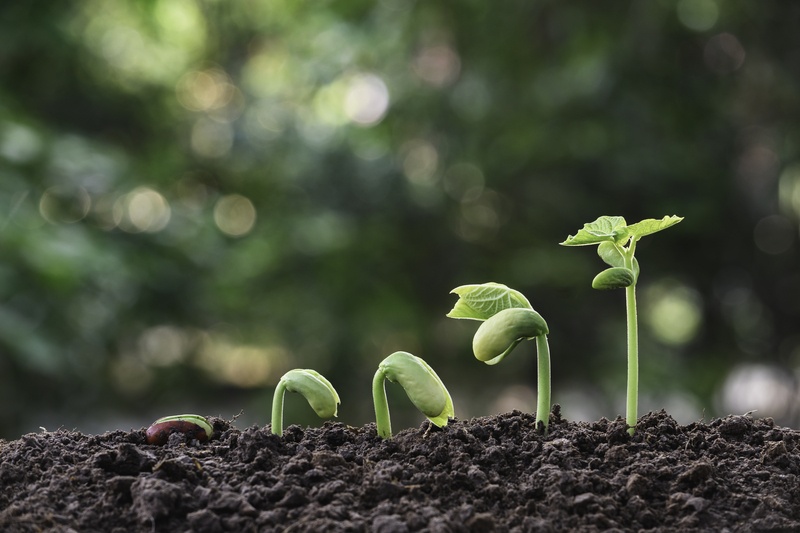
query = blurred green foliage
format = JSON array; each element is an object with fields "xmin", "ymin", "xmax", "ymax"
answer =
[{"xmin": 2, "ymin": 0, "xmax": 800, "ymax": 438}]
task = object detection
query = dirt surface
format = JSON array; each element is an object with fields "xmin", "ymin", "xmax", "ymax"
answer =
[{"xmin": 1, "ymin": 408, "xmax": 799, "ymax": 532}]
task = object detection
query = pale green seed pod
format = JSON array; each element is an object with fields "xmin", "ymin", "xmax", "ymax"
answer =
[
  {"xmin": 280, "ymin": 369, "xmax": 340, "ymax": 419},
  {"xmin": 591, "ymin": 267, "xmax": 635, "ymax": 290},
  {"xmin": 472, "ymin": 308, "xmax": 549, "ymax": 365},
  {"xmin": 378, "ymin": 351, "xmax": 453, "ymax": 425}
]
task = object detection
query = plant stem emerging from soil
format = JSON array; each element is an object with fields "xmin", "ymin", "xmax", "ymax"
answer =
[
  {"xmin": 372, "ymin": 369, "xmax": 393, "ymax": 439},
  {"xmin": 623, "ymin": 238, "xmax": 639, "ymax": 435},
  {"xmin": 625, "ymin": 283, "xmax": 638, "ymax": 435},
  {"xmin": 271, "ymin": 384, "xmax": 286, "ymax": 437},
  {"xmin": 536, "ymin": 335, "xmax": 551, "ymax": 433}
]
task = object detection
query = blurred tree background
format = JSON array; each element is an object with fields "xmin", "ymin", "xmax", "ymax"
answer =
[{"xmin": 2, "ymin": 0, "xmax": 800, "ymax": 440}]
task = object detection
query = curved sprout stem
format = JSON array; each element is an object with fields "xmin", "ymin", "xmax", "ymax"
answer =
[
  {"xmin": 271, "ymin": 380, "xmax": 287, "ymax": 436},
  {"xmin": 372, "ymin": 368, "xmax": 392, "ymax": 439}
]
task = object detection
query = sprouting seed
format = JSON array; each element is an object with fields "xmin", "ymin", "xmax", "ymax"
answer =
[
  {"xmin": 146, "ymin": 414, "xmax": 213, "ymax": 445},
  {"xmin": 271, "ymin": 369, "xmax": 340, "ymax": 436},
  {"xmin": 372, "ymin": 351, "xmax": 454, "ymax": 439}
]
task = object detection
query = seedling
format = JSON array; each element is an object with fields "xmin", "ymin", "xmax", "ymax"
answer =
[
  {"xmin": 271, "ymin": 369, "xmax": 340, "ymax": 436},
  {"xmin": 447, "ymin": 282, "xmax": 552, "ymax": 432},
  {"xmin": 560, "ymin": 215, "xmax": 682, "ymax": 434},
  {"xmin": 372, "ymin": 351, "xmax": 454, "ymax": 439},
  {"xmin": 146, "ymin": 414, "xmax": 212, "ymax": 445}
]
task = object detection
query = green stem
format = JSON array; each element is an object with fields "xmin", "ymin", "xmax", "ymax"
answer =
[
  {"xmin": 623, "ymin": 239, "xmax": 640, "ymax": 435},
  {"xmin": 372, "ymin": 369, "xmax": 392, "ymax": 438},
  {"xmin": 625, "ymin": 282, "xmax": 638, "ymax": 435},
  {"xmin": 535, "ymin": 335, "xmax": 551, "ymax": 434},
  {"xmin": 271, "ymin": 381, "xmax": 286, "ymax": 436}
]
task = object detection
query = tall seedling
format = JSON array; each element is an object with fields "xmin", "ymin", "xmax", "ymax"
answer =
[{"xmin": 561, "ymin": 215, "xmax": 682, "ymax": 434}]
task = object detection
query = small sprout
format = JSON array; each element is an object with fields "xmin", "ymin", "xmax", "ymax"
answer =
[
  {"xmin": 448, "ymin": 283, "xmax": 552, "ymax": 433},
  {"xmin": 271, "ymin": 369, "xmax": 340, "ymax": 437},
  {"xmin": 561, "ymin": 215, "xmax": 682, "ymax": 434},
  {"xmin": 372, "ymin": 351, "xmax": 454, "ymax": 439},
  {"xmin": 146, "ymin": 414, "xmax": 212, "ymax": 445}
]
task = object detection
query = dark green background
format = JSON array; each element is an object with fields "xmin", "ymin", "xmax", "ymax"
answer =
[{"xmin": 1, "ymin": 0, "xmax": 799, "ymax": 439}]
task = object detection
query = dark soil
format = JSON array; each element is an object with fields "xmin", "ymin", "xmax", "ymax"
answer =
[{"xmin": 1, "ymin": 408, "xmax": 799, "ymax": 532}]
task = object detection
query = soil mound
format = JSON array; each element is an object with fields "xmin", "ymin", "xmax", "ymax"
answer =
[{"xmin": 1, "ymin": 408, "xmax": 799, "ymax": 531}]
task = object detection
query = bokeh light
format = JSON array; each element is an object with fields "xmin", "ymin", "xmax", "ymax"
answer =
[
  {"xmin": 113, "ymin": 187, "xmax": 171, "ymax": 233},
  {"xmin": 443, "ymin": 163, "xmax": 485, "ymax": 202},
  {"xmin": 452, "ymin": 189, "xmax": 509, "ymax": 242},
  {"xmin": 413, "ymin": 44, "xmax": 461, "ymax": 87},
  {"xmin": 191, "ymin": 118, "xmax": 234, "ymax": 158},
  {"xmin": 753, "ymin": 215, "xmax": 795, "ymax": 255},
  {"xmin": 779, "ymin": 164, "xmax": 800, "ymax": 218},
  {"xmin": 704, "ymin": 33, "xmax": 745, "ymax": 74},
  {"xmin": 213, "ymin": 194, "xmax": 257, "ymax": 237},
  {"xmin": 716, "ymin": 272, "xmax": 775, "ymax": 357},
  {"xmin": 137, "ymin": 325, "xmax": 190, "ymax": 367},
  {"xmin": 79, "ymin": 0, "xmax": 205, "ymax": 87},
  {"xmin": 0, "ymin": 122, "xmax": 43, "ymax": 163},
  {"xmin": 292, "ymin": 211, "xmax": 354, "ymax": 255},
  {"xmin": 176, "ymin": 68, "xmax": 236, "ymax": 112},
  {"xmin": 489, "ymin": 384, "xmax": 537, "ymax": 415},
  {"xmin": 196, "ymin": 334, "xmax": 288, "ymax": 388},
  {"xmin": 719, "ymin": 364, "xmax": 795, "ymax": 418},
  {"xmin": 402, "ymin": 140, "xmax": 439, "ymax": 185},
  {"xmin": 39, "ymin": 186, "xmax": 92, "ymax": 224},
  {"xmin": 642, "ymin": 280, "xmax": 704, "ymax": 347},
  {"xmin": 676, "ymin": 0, "xmax": 719, "ymax": 32},
  {"xmin": 343, "ymin": 73, "xmax": 390, "ymax": 126}
]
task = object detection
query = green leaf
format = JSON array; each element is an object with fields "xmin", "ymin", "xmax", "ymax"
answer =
[
  {"xmin": 597, "ymin": 241, "xmax": 640, "ymax": 281},
  {"xmin": 560, "ymin": 216, "xmax": 629, "ymax": 246},
  {"xmin": 446, "ymin": 282, "xmax": 532, "ymax": 321},
  {"xmin": 624, "ymin": 215, "xmax": 683, "ymax": 241},
  {"xmin": 597, "ymin": 241, "xmax": 624, "ymax": 267}
]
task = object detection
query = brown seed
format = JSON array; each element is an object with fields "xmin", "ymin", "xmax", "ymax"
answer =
[{"xmin": 146, "ymin": 419, "xmax": 210, "ymax": 446}]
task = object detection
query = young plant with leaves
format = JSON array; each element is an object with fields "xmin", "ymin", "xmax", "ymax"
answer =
[
  {"xmin": 271, "ymin": 369, "xmax": 340, "ymax": 436},
  {"xmin": 560, "ymin": 215, "xmax": 682, "ymax": 434},
  {"xmin": 447, "ymin": 283, "xmax": 552, "ymax": 432},
  {"xmin": 373, "ymin": 351, "xmax": 454, "ymax": 439}
]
